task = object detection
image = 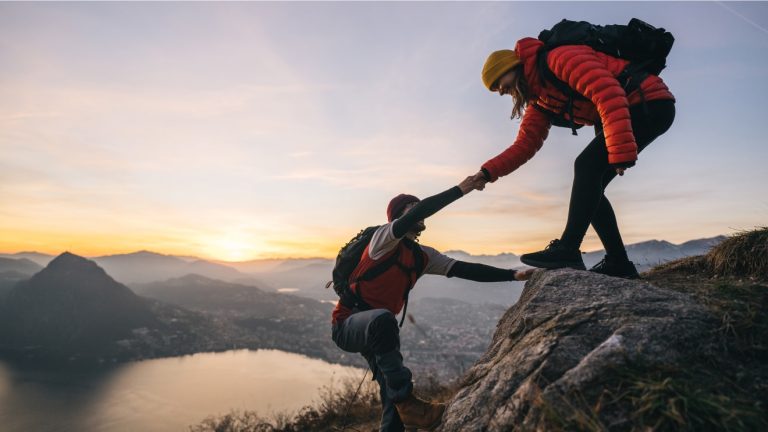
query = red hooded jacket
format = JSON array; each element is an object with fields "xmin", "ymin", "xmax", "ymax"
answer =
[{"xmin": 481, "ymin": 38, "xmax": 675, "ymax": 181}]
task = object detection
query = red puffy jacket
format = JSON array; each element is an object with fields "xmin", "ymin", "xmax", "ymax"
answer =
[{"xmin": 482, "ymin": 38, "xmax": 675, "ymax": 181}]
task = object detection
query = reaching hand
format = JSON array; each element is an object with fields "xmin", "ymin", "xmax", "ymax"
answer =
[
  {"xmin": 458, "ymin": 175, "xmax": 487, "ymax": 195},
  {"xmin": 514, "ymin": 268, "xmax": 536, "ymax": 281}
]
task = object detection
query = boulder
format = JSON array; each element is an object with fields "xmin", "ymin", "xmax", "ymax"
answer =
[{"xmin": 439, "ymin": 269, "xmax": 718, "ymax": 431}]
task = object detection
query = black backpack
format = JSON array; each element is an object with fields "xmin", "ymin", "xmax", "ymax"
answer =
[
  {"xmin": 326, "ymin": 226, "xmax": 425, "ymax": 326},
  {"xmin": 535, "ymin": 18, "xmax": 674, "ymax": 135}
]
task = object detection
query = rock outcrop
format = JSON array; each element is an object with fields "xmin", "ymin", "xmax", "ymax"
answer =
[{"xmin": 439, "ymin": 269, "xmax": 723, "ymax": 431}]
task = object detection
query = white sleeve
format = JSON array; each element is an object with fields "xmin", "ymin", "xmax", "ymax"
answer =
[
  {"xmin": 420, "ymin": 245, "xmax": 457, "ymax": 276},
  {"xmin": 368, "ymin": 223, "xmax": 401, "ymax": 261}
]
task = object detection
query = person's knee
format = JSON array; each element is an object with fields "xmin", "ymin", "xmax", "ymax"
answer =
[
  {"xmin": 574, "ymin": 151, "xmax": 598, "ymax": 176},
  {"xmin": 367, "ymin": 312, "xmax": 400, "ymax": 354}
]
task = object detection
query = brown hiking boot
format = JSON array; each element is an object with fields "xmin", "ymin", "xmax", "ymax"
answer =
[{"xmin": 395, "ymin": 392, "xmax": 446, "ymax": 431}]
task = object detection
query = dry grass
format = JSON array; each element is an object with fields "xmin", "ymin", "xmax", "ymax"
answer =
[
  {"xmin": 190, "ymin": 373, "xmax": 456, "ymax": 432},
  {"xmin": 706, "ymin": 227, "xmax": 768, "ymax": 279},
  {"xmin": 648, "ymin": 227, "xmax": 768, "ymax": 281},
  {"xmin": 540, "ymin": 364, "xmax": 767, "ymax": 432}
]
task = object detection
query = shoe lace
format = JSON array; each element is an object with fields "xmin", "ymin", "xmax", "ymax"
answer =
[
  {"xmin": 592, "ymin": 257, "xmax": 608, "ymax": 271},
  {"xmin": 544, "ymin": 239, "xmax": 562, "ymax": 251}
]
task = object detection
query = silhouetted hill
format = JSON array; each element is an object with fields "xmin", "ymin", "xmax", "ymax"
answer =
[
  {"xmin": 93, "ymin": 251, "xmax": 244, "ymax": 284},
  {"xmin": 0, "ymin": 252, "xmax": 159, "ymax": 356}
]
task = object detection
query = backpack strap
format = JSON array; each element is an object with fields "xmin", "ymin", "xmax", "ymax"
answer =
[
  {"xmin": 536, "ymin": 46, "xmax": 655, "ymax": 134},
  {"xmin": 346, "ymin": 240, "xmax": 426, "ymax": 327},
  {"xmin": 341, "ymin": 246, "xmax": 401, "ymax": 313},
  {"xmin": 356, "ymin": 246, "xmax": 402, "ymax": 282},
  {"xmin": 338, "ymin": 282, "xmax": 372, "ymax": 312},
  {"xmin": 395, "ymin": 240, "xmax": 426, "ymax": 327}
]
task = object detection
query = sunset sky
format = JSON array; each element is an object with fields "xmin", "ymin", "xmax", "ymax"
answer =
[{"xmin": 1, "ymin": 2, "xmax": 767, "ymax": 261}]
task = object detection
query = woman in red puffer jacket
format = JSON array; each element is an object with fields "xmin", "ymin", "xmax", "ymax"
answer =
[{"xmin": 472, "ymin": 37, "xmax": 676, "ymax": 278}]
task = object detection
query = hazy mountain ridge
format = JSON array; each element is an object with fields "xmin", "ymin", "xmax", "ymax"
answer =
[
  {"xmin": 92, "ymin": 251, "xmax": 245, "ymax": 284},
  {"xmin": 0, "ymin": 252, "xmax": 54, "ymax": 267},
  {"xmin": 0, "ymin": 234, "xmax": 726, "ymax": 306},
  {"xmin": 133, "ymin": 274, "xmax": 328, "ymax": 320},
  {"xmin": 245, "ymin": 235, "xmax": 726, "ymax": 305},
  {"xmin": 0, "ymin": 257, "xmax": 43, "ymax": 275},
  {"xmin": 583, "ymin": 235, "xmax": 728, "ymax": 272}
]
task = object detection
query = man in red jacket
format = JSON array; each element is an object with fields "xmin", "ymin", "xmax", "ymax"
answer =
[
  {"xmin": 473, "ymin": 38, "xmax": 675, "ymax": 278},
  {"xmin": 332, "ymin": 176, "xmax": 534, "ymax": 431}
]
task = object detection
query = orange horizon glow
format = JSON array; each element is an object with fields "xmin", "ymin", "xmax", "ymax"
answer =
[{"xmin": 0, "ymin": 226, "xmax": 731, "ymax": 263}]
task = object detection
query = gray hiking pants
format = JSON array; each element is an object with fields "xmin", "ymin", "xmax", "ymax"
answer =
[{"xmin": 332, "ymin": 308, "xmax": 413, "ymax": 432}]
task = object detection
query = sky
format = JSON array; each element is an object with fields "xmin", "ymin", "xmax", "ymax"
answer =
[{"xmin": 1, "ymin": 1, "xmax": 767, "ymax": 262}]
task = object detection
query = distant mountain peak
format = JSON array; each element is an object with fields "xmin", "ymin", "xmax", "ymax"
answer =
[
  {"xmin": 48, "ymin": 251, "xmax": 100, "ymax": 269},
  {"xmin": 134, "ymin": 250, "xmax": 168, "ymax": 256},
  {"xmin": 34, "ymin": 252, "xmax": 118, "ymax": 290}
]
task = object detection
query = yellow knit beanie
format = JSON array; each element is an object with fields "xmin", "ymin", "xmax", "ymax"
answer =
[{"xmin": 482, "ymin": 49, "xmax": 520, "ymax": 91}]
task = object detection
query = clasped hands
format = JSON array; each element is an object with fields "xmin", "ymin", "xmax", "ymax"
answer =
[{"xmin": 458, "ymin": 170, "xmax": 490, "ymax": 195}]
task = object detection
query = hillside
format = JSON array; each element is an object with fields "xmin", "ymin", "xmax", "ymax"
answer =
[{"xmin": 0, "ymin": 252, "xmax": 159, "ymax": 357}]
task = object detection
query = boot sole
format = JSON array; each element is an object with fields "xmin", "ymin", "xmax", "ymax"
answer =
[{"xmin": 521, "ymin": 256, "xmax": 586, "ymax": 270}]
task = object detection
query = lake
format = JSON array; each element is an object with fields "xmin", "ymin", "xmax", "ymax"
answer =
[{"xmin": 0, "ymin": 349, "xmax": 364, "ymax": 432}]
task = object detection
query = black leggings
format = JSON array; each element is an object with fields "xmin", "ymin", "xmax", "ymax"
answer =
[{"xmin": 560, "ymin": 100, "xmax": 676, "ymax": 259}]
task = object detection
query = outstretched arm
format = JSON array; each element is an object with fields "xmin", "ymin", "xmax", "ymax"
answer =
[
  {"xmin": 392, "ymin": 176, "xmax": 483, "ymax": 238},
  {"xmin": 447, "ymin": 261, "xmax": 535, "ymax": 282}
]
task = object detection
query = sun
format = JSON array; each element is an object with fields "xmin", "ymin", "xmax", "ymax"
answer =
[{"xmin": 203, "ymin": 235, "xmax": 261, "ymax": 262}]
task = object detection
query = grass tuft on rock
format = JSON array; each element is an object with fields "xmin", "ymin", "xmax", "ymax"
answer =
[{"xmin": 706, "ymin": 227, "xmax": 768, "ymax": 279}]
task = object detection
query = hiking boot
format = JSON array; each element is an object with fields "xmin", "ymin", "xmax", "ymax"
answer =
[
  {"xmin": 520, "ymin": 239, "xmax": 586, "ymax": 270},
  {"xmin": 395, "ymin": 392, "xmax": 446, "ymax": 431},
  {"xmin": 589, "ymin": 255, "xmax": 640, "ymax": 279}
]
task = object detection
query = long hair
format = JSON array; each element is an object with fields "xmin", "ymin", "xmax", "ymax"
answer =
[{"xmin": 508, "ymin": 64, "xmax": 530, "ymax": 120}]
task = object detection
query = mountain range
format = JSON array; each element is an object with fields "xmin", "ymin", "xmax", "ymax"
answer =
[{"xmin": 0, "ymin": 235, "xmax": 726, "ymax": 306}]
